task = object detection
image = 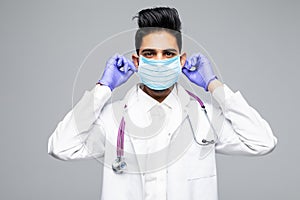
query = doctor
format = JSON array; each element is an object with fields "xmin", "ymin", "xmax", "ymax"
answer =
[{"xmin": 48, "ymin": 7, "xmax": 277, "ymax": 200}]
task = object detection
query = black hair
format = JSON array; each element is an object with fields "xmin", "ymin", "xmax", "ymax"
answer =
[{"xmin": 133, "ymin": 7, "xmax": 182, "ymax": 54}]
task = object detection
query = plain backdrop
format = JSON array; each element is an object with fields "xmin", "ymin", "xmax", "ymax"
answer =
[{"xmin": 0, "ymin": 0, "xmax": 299, "ymax": 199}]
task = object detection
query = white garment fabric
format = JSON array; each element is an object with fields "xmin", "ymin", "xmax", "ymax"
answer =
[
  {"xmin": 129, "ymin": 85, "xmax": 178, "ymax": 200},
  {"xmin": 48, "ymin": 83, "xmax": 277, "ymax": 200}
]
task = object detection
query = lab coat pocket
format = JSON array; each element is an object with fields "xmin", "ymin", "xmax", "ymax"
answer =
[
  {"xmin": 187, "ymin": 174, "xmax": 218, "ymax": 200},
  {"xmin": 186, "ymin": 154, "xmax": 217, "ymax": 200},
  {"xmin": 186, "ymin": 145, "xmax": 217, "ymax": 180}
]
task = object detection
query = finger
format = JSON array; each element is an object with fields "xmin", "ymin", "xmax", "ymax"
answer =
[
  {"xmin": 121, "ymin": 57, "xmax": 131, "ymax": 73},
  {"xmin": 190, "ymin": 55, "xmax": 199, "ymax": 66},
  {"xmin": 182, "ymin": 67, "xmax": 190, "ymax": 76},
  {"xmin": 123, "ymin": 61, "xmax": 129, "ymax": 73},
  {"xmin": 117, "ymin": 56, "xmax": 123, "ymax": 67},
  {"xmin": 185, "ymin": 55, "xmax": 199, "ymax": 69},
  {"xmin": 183, "ymin": 59, "xmax": 190, "ymax": 69},
  {"xmin": 122, "ymin": 57, "xmax": 137, "ymax": 73},
  {"xmin": 127, "ymin": 60, "xmax": 137, "ymax": 72},
  {"xmin": 123, "ymin": 69, "xmax": 134, "ymax": 80},
  {"xmin": 126, "ymin": 69, "xmax": 134, "ymax": 77},
  {"xmin": 198, "ymin": 53, "xmax": 210, "ymax": 65},
  {"xmin": 107, "ymin": 54, "xmax": 117, "ymax": 66}
]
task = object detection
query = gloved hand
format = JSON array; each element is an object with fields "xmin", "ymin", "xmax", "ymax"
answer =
[
  {"xmin": 98, "ymin": 54, "xmax": 136, "ymax": 91},
  {"xmin": 182, "ymin": 53, "xmax": 217, "ymax": 91}
]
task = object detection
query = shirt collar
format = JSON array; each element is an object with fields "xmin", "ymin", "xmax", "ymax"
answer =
[{"xmin": 136, "ymin": 83, "xmax": 179, "ymax": 112}]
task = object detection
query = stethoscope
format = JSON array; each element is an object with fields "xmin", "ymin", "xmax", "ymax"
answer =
[{"xmin": 112, "ymin": 89, "xmax": 218, "ymax": 174}]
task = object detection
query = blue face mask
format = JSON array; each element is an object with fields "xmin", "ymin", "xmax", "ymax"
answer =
[{"xmin": 137, "ymin": 56, "xmax": 182, "ymax": 90}]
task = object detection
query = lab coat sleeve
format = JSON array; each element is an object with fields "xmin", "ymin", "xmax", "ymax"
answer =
[
  {"xmin": 47, "ymin": 84, "xmax": 112, "ymax": 160},
  {"xmin": 212, "ymin": 84, "xmax": 277, "ymax": 155}
]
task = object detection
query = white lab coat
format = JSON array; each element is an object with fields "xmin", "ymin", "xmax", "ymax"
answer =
[{"xmin": 48, "ymin": 83, "xmax": 277, "ymax": 200}]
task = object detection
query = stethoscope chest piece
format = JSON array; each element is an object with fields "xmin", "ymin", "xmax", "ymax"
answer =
[{"xmin": 112, "ymin": 157, "xmax": 127, "ymax": 174}]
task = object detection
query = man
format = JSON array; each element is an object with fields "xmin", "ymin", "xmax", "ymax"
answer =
[{"xmin": 48, "ymin": 7, "xmax": 277, "ymax": 200}]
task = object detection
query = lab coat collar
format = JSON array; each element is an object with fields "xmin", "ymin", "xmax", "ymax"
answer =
[
  {"xmin": 125, "ymin": 83, "xmax": 190, "ymax": 113},
  {"xmin": 120, "ymin": 83, "xmax": 192, "ymax": 122},
  {"xmin": 138, "ymin": 83, "xmax": 178, "ymax": 111},
  {"xmin": 136, "ymin": 84, "xmax": 160, "ymax": 112}
]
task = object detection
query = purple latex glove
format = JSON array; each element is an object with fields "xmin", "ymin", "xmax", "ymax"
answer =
[
  {"xmin": 98, "ymin": 54, "xmax": 136, "ymax": 91},
  {"xmin": 182, "ymin": 53, "xmax": 217, "ymax": 91}
]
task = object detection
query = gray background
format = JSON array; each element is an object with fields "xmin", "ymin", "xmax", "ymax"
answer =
[{"xmin": 1, "ymin": 0, "xmax": 299, "ymax": 199}]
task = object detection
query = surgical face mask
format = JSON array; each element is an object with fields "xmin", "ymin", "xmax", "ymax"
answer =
[{"xmin": 137, "ymin": 55, "xmax": 182, "ymax": 90}]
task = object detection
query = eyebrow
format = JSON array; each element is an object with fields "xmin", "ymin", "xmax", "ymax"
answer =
[
  {"xmin": 163, "ymin": 48, "xmax": 178, "ymax": 53},
  {"xmin": 141, "ymin": 49, "xmax": 155, "ymax": 53},
  {"xmin": 141, "ymin": 48, "xmax": 178, "ymax": 53}
]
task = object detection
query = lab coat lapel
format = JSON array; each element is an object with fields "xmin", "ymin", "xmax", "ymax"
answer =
[
  {"xmin": 120, "ymin": 85, "xmax": 158, "ymax": 173},
  {"xmin": 172, "ymin": 85, "xmax": 215, "ymax": 156},
  {"xmin": 176, "ymin": 84, "xmax": 198, "ymax": 135},
  {"xmin": 108, "ymin": 85, "xmax": 144, "ymax": 174}
]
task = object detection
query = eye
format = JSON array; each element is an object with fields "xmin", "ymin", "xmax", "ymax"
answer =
[
  {"xmin": 142, "ymin": 52, "xmax": 154, "ymax": 58},
  {"xmin": 164, "ymin": 52, "xmax": 176, "ymax": 58}
]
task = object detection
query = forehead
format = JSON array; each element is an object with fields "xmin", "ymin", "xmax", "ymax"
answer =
[{"xmin": 140, "ymin": 31, "xmax": 179, "ymax": 51}]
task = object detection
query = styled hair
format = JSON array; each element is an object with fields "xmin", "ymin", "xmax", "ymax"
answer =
[{"xmin": 133, "ymin": 7, "xmax": 182, "ymax": 54}]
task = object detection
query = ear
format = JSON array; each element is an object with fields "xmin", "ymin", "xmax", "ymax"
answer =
[
  {"xmin": 180, "ymin": 52, "xmax": 187, "ymax": 68},
  {"xmin": 132, "ymin": 54, "xmax": 139, "ymax": 70}
]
